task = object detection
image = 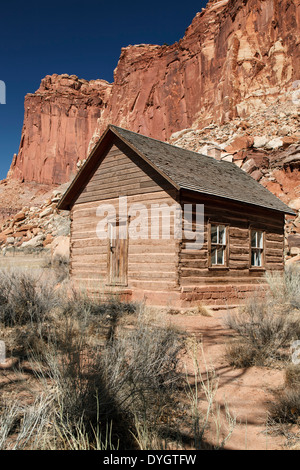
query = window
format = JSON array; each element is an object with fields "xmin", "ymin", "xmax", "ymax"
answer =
[
  {"xmin": 251, "ymin": 230, "xmax": 264, "ymax": 267},
  {"xmin": 210, "ymin": 224, "xmax": 227, "ymax": 266}
]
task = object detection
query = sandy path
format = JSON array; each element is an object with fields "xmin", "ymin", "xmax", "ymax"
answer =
[
  {"xmin": 0, "ymin": 302, "xmax": 286, "ymax": 450},
  {"xmin": 167, "ymin": 310, "xmax": 286, "ymax": 450}
]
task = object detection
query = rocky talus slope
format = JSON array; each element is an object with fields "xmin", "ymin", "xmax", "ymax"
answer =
[
  {"xmin": 0, "ymin": 183, "xmax": 71, "ymax": 259},
  {"xmin": 170, "ymin": 97, "xmax": 300, "ymax": 263}
]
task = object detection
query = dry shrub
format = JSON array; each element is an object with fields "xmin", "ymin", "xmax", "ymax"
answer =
[
  {"xmin": 225, "ymin": 298, "xmax": 297, "ymax": 366},
  {"xmin": 269, "ymin": 389, "xmax": 300, "ymax": 425},
  {"xmin": 0, "ymin": 269, "xmax": 58, "ymax": 327},
  {"xmin": 0, "ymin": 295, "xmax": 186, "ymax": 449},
  {"xmin": 49, "ymin": 314, "xmax": 184, "ymax": 449},
  {"xmin": 225, "ymin": 267, "xmax": 300, "ymax": 367},
  {"xmin": 1, "ymin": 274, "xmax": 138, "ymax": 360},
  {"xmin": 225, "ymin": 339, "xmax": 259, "ymax": 368},
  {"xmin": 50, "ymin": 255, "xmax": 70, "ymax": 283},
  {"xmin": 285, "ymin": 364, "xmax": 300, "ymax": 389},
  {"xmin": 0, "ymin": 268, "xmax": 236, "ymax": 450},
  {"xmin": 265, "ymin": 265, "xmax": 300, "ymax": 310},
  {"xmin": 100, "ymin": 314, "xmax": 185, "ymax": 430},
  {"xmin": 268, "ymin": 364, "xmax": 300, "ymax": 429}
]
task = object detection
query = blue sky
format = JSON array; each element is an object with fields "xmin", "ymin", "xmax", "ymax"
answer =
[{"xmin": 0, "ymin": 0, "xmax": 208, "ymax": 180}]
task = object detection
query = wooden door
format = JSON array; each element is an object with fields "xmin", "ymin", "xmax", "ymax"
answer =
[{"xmin": 108, "ymin": 219, "xmax": 128, "ymax": 286}]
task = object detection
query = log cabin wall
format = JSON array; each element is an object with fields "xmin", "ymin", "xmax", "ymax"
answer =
[
  {"xmin": 68, "ymin": 135, "xmax": 286, "ymax": 309},
  {"xmin": 178, "ymin": 191, "xmax": 285, "ymax": 307},
  {"xmin": 59, "ymin": 125, "xmax": 290, "ymax": 309},
  {"xmin": 70, "ymin": 137, "xmax": 181, "ymax": 305}
]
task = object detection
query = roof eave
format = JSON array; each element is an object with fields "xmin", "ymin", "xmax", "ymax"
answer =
[
  {"xmin": 57, "ymin": 125, "xmax": 180, "ymax": 211},
  {"xmin": 57, "ymin": 126, "xmax": 114, "ymax": 211},
  {"xmin": 179, "ymin": 186, "xmax": 297, "ymax": 216}
]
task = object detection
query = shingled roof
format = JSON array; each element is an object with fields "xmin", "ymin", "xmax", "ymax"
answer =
[{"xmin": 58, "ymin": 124, "xmax": 296, "ymax": 215}]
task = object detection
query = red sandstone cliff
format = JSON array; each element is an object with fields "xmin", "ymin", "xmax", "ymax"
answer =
[
  {"xmin": 7, "ymin": 0, "xmax": 300, "ymax": 185},
  {"xmin": 89, "ymin": 0, "xmax": 300, "ymax": 146},
  {"xmin": 8, "ymin": 74, "xmax": 112, "ymax": 184}
]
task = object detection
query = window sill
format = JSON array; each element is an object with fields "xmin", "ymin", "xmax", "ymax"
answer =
[
  {"xmin": 208, "ymin": 266, "xmax": 230, "ymax": 271},
  {"xmin": 249, "ymin": 267, "xmax": 266, "ymax": 272}
]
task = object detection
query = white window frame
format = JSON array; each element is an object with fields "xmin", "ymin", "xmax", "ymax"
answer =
[
  {"xmin": 210, "ymin": 223, "xmax": 228, "ymax": 267},
  {"xmin": 250, "ymin": 230, "xmax": 264, "ymax": 268}
]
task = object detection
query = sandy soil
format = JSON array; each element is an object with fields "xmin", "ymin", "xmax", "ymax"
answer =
[
  {"xmin": 0, "ymin": 302, "xmax": 288, "ymax": 450},
  {"xmin": 166, "ymin": 310, "xmax": 286, "ymax": 450},
  {"xmin": 0, "ymin": 253, "xmax": 49, "ymax": 270}
]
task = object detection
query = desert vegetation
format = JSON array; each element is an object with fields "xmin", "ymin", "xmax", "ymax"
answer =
[
  {"xmin": 0, "ymin": 267, "xmax": 235, "ymax": 450},
  {"xmin": 224, "ymin": 266, "xmax": 300, "ymax": 447}
]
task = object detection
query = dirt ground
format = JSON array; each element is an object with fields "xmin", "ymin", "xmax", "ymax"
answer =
[
  {"xmin": 0, "ymin": 284, "xmax": 289, "ymax": 450},
  {"xmin": 0, "ymin": 253, "xmax": 49, "ymax": 270},
  {"xmin": 165, "ymin": 309, "xmax": 286, "ymax": 450}
]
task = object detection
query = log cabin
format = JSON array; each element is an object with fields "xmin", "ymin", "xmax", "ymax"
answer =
[{"xmin": 58, "ymin": 125, "xmax": 295, "ymax": 308}]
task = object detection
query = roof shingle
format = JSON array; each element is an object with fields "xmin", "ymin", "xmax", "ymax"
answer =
[
  {"xmin": 110, "ymin": 125, "xmax": 295, "ymax": 215},
  {"xmin": 58, "ymin": 124, "xmax": 296, "ymax": 215}
]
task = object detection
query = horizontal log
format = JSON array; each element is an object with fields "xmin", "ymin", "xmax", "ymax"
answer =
[
  {"xmin": 128, "ymin": 262, "xmax": 175, "ymax": 272},
  {"xmin": 129, "ymin": 280, "xmax": 177, "ymax": 289},
  {"xmin": 77, "ymin": 187, "xmax": 169, "ymax": 204},
  {"xmin": 71, "ymin": 250, "xmax": 107, "ymax": 259},
  {"xmin": 127, "ymin": 271, "xmax": 176, "ymax": 280},
  {"xmin": 70, "ymin": 264, "xmax": 107, "ymax": 273},
  {"xmin": 266, "ymin": 240, "xmax": 283, "ymax": 250},
  {"xmin": 82, "ymin": 173, "xmax": 154, "ymax": 193},
  {"xmin": 73, "ymin": 191, "xmax": 177, "ymax": 212}
]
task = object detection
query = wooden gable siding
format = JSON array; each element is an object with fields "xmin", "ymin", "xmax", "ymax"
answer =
[
  {"xmin": 179, "ymin": 191, "xmax": 284, "ymax": 287},
  {"xmin": 76, "ymin": 138, "xmax": 175, "ymax": 204},
  {"xmin": 70, "ymin": 139, "xmax": 179, "ymax": 294}
]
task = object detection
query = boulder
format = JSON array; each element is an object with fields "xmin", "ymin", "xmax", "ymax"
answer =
[
  {"xmin": 253, "ymin": 136, "xmax": 268, "ymax": 148},
  {"xmin": 287, "ymin": 234, "xmax": 300, "ymax": 251},
  {"xmin": 43, "ymin": 234, "xmax": 54, "ymax": 247},
  {"xmin": 225, "ymin": 135, "xmax": 254, "ymax": 153},
  {"xmin": 241, "ymin": 158, "xmax": 257, "ymax": 174},
  {"xmin": 265, "ymin": 138, "xmax": 284, "ymax": 150},
  {"xmin": 14, "ymin": 212, "xmax": 26, "ymax": 222},
  {"xmin": 286, "ymin": 254, "xmax": 300, "ymax": 265},
  {"xmin": 21, "ymin": 234, "xmax": 45, "ymax": 248},
  {"xmin": 40, "ymin": 207, "xmax": 54, "ymax": 218},
  {"xmin": 290, "ymin": 247, "xmax": 300, "ymax": 256},
  {"xmin": 51, "ymin": 236, "xmax": 70, "ymax": 261},
  {"xmin": 289, "ymin": 199, "xmax": 300, "ymax": 211},
  {"xmin": 250, "ymin": 169, "xmax": 263, "ymax": 181}
]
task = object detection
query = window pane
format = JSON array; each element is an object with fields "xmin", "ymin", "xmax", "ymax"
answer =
[
  {"xmin": 219, "ymin": 226, "xmax": 226, "ymax": 245},
  {"xmin": 251, "ymin": 250, "xmax": 256, "ymax": 266},
  {"xmin": 211, "ymin": 247, "xmax": 217, "ymax": 265},
  {"xmin": 217, "ymin": 248, "xmax": 224, "ymax": 265},
  {"xmin": 257, "ymin": 250, "xmax": 262, "ymax": 266},
  {"xmin": 251, "ymin": 231, "xmax": 257, "ymax": 248},
  {"xmin": 211, "ymin": 225, "xmax": 218, "ymax": 244},
  {"xmin": 251, "ymin": 249, "xmax": 263, "ymax": 267},
  {"xmin": 257, "ymin": 231, "xmax": 263, "ymax": 249}
]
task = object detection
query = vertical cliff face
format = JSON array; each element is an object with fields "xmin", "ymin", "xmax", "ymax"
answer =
[
  {"xmin": 90, "ymin": 0, "xmax": 300, "ymax": 147},
  {"xmin": 7, "ymin": 0, "xmax": 300, "ymax": 185},
  {"xmin": 8, "ymin": 74, "xmax": 112, "ymax": 184}
]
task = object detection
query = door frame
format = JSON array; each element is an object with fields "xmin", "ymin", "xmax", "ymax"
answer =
[{"xmin": 107, "ymin": 216, "xmax": 129, "ymax": 286}]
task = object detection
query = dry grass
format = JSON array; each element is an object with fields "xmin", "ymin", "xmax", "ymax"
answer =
[
  {"xmin": 0, "ymin": 267, "xmax": 238, "ymax": 450},
  {"xmin": 224, "ymin": 266, "xmax": 300, "ymax": 368},
  {"xmin": 223, "ymin": 266, "xmax": 300, "ymax": 448}
]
